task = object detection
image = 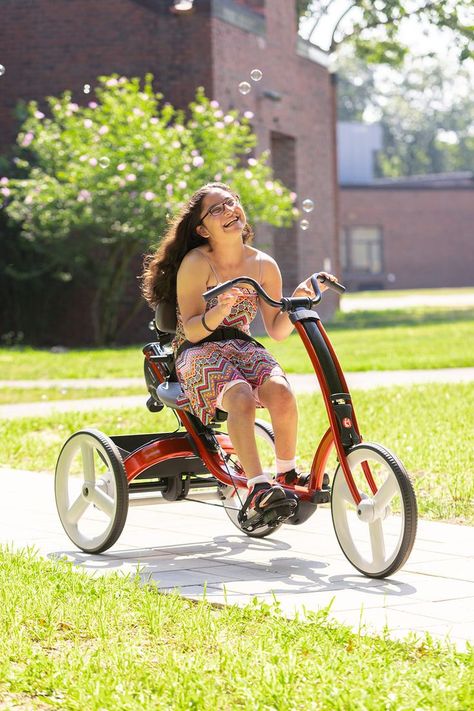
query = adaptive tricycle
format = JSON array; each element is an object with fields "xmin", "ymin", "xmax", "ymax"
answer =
[{"xmin": 55, "ymin": 273, "xmax": 417, "ymax": 578}]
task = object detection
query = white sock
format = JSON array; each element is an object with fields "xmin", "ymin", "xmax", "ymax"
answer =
[
  {"xmin": 276, "ymin": 457, "xmax": 297, "ymax": 474},
  {"xmin": 247, "ymin": 473, "xmax": 272, "ymax": 489}
]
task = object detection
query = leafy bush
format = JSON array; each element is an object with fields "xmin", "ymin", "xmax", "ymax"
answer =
[{"xmin": 1, "ymin": 75, "xmax": 295, "ymax": 344}]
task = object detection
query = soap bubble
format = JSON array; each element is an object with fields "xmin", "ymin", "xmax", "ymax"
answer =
[
  {"xmin": 250, "ymin": 68, "xmax": 263, "ymax": 82},
  {"xmin": 302, "ymin": 198, "xmax": 314, "ymax": 212},
  {"xmin": 0, "ymin": 65, "xmax": 5, "ymax": 77},
  {"xmin": 238, "ymin": 81, "xmax": 251, "ymax": 95},
  {"xmin": 300, "ymin": 219, "xmax": 310, "ymax": 231},
  {"xmin": 83, "ymin": 84, "xmax": 91, "ymax": 94},
  {"xmin": 98, "ymin": 157, "xmax": 110, "ymax": 168}
]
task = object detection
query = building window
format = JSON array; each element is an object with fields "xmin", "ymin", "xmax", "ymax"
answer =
[{"xmin": 341, "ymin": 226, "xmax": 383, "ymax": 274}]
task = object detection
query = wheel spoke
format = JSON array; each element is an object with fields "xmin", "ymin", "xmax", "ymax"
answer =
[
  {"xmin": 88, "ymin": 486, "xmax": 115, "ymax": 518},
  {"xmin": 369, "ymin": 518, "xmax": 386, "ymax": 567},
  {"xmin": 338, "ymin": 473, "xmax": 356, "ymax": 505},
  {"xmin": 80, "ymin": 441, "xmax": 95, "ymax": 480},
  {"xmin": 373, "ymin": 473, "xmax": 398, "ymax": 512},
  {"xmin": 66, "ymin": 492, "xmax": 90, "ymax": 525}
]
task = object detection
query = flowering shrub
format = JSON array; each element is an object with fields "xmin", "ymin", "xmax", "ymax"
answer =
[{"xmin": 1, "ymin": 75, "xmax": 295, "ymax": 344}]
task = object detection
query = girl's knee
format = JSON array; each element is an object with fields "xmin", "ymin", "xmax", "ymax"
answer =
[
  {"xmin": 260, "ymin": 377, "xmax": 295, "ymax": 407},
  {"xmin": 222, "ymin": 382, "xmax": 255, "ymax": 415}
]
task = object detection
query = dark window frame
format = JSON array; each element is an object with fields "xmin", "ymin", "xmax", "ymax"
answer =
[{"xmin": 341, "ymin": 225, "xmax": 384, "ymax": 275}]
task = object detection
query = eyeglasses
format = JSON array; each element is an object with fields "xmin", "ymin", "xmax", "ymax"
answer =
[{"xmin": 198, "ymin": 196, "xmax": 240, "ymax": 225}]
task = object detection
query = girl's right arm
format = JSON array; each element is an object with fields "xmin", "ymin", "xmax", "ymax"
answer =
[{"xmin": 177, "ymin": 252, "xmax": 240, "ymax": 342}]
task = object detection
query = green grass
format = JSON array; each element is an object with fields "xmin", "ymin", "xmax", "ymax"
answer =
[
  {"xmin": 1, "ymin": 547, "xmax": 472, "ymax": 711},
  {"xmin": 262, "ymin": 308, "xmax": 474, "ymax": 372},
  {"xmin": 0, "ymin": 345, "xmax": 144, "ymax": 381},
  {"xmin": 1, "ymin": 307, "xmax": 474, "ymax": 379},
  {"xmin": 2, "ymin": 383, "xmax": 473, "ymax": 524},
  {"xmin": 0, "ymin": 386, "xmax": 145, "ymax": 405}
]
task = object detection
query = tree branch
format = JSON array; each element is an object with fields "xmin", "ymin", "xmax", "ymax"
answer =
[
  {"xmin": 329, "ymin": 2, "xmax": 357, "ymax": 52},
  {"xmin": 306, "ymin": 0, "xmax": 340, "ymax": 44}
]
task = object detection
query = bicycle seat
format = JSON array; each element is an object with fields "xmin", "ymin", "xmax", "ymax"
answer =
[{"xmin": 155, "ymin": 301, "xmax": 177, "ymax": 334}]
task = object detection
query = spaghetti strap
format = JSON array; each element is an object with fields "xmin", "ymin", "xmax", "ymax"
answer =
[
  {"xmin": 258, "ymin": 251, "xmax": 263, "ymax": 285},
  {"xmin": 196, "ymin": 249, "xmax": 221, "ymax": 283}
]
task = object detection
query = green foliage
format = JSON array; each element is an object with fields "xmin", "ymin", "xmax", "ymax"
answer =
[
  {"xmin": 336, "ymin": 52, "xmax": 474, "ymax": 176},
  {"xmin": 1, "ymin": 75, "xmax": 295, "ymax": 345},
  {"xmin": 300, "ymin": 0, "xmax": 473, "ymax": 66}
]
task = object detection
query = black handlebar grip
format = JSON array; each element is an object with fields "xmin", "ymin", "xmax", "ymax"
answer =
[
  {"xmin": 317, "ymin": 273, "xmax": 346, "ymax": 295},
  {"xmin": 203, "ymin": 281, "xmax": 234, "ymax": 302}
]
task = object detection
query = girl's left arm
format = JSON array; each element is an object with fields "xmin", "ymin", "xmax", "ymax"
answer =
[{"xmin": 259, "ymin": 257, "xmax": 337, "ymax": 341}]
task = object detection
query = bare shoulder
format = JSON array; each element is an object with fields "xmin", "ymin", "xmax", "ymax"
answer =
[
  {"xmin": 178, "ymin": 247, "xmax": 211, "ymax": 275},
  {"xmin": 246, "ymin": 246, "xmax": 278, "ymax": 271},
  {"xmin": 254, "ymin": 250, "xmax": 280, "ymax": 281}
]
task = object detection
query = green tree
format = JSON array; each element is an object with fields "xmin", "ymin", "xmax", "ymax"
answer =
[
  {"xmin": 298, "ymin": 1, "xmax": 473, "ymax": 65},
  {"xmin": 336, "ymin": 53, "xmax": 474, "ymax": 176},
  {"xmin": 1, "ymin": 75, "xmax": 295, "ymax": 345}
]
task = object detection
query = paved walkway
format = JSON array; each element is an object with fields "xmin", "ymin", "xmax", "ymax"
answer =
[
  {"xmin": 341, "ymin": 292, "xmax": 474, "ymax": 312},
  {"xmin": 1, "ymin": 368, "xmax": 473, "ymax": 419},
  {"xmin": 1, "ymin": 467, "xmax": 473, "ymax": 650}
]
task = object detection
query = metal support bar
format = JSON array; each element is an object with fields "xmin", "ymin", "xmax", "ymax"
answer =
[{"xmin": 129, "ymin": 487, "xmax": 220, "ymax": 507}]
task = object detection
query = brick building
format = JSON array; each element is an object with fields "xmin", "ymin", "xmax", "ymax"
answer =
[
  {"xmin": 0, "ymin": 0, "xmax": 339, "ymax": 344},
  {"xmin": 340, "ymin": 173, "xmax": 474, "ymax": 291},
  {"xmin": 338, "ymin": 124, "xmax": 474, "ymax": 291}
]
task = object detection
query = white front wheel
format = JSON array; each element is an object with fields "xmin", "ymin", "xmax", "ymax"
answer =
[
  {"xmin": 331, "ymin": 443, "xmax": 417, "ymax": 578},
  {"xmin": 55, "ymin": 429, "xmax": 129, "ymax": 553}
]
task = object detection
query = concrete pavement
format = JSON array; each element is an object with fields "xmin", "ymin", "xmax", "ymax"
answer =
[{"xmin": 1, "ymin": 467, "xmax": 473, "ymax": 651}]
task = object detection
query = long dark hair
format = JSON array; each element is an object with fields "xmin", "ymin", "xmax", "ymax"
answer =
[{"xmin": 141, "ymin": 182, "xmax": 253, "ymax": 308}]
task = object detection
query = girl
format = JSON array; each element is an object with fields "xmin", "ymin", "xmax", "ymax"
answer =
[{"xmin": 142, "ymin": 182, "xmax": 336, "ymax": 525}]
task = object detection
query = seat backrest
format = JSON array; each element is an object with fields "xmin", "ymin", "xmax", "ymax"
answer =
[{"xmin": 155, "ymin": 301, "xmax": 177, "ymax": 334}]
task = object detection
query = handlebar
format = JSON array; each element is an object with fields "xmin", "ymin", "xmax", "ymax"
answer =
[{"xmin": 203, "ymin": 272, "xmax": 346, "ymax": 311}]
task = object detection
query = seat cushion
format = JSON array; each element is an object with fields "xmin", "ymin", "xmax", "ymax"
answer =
[{"xmin": 156, "ymin": 381, "xmax": 184, "ymax": 409}]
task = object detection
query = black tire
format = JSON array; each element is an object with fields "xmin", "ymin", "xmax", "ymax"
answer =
[
  {"xmin": 331, "ymin": 442, "xmax": 417, "ymax": 578},
  {"xmin": 219, "ymin": 419, "xmax": 283, "ymax": 538},
  {"xmin": 55, "ymin": 429, "xmax": 129, "ymax": 553}
]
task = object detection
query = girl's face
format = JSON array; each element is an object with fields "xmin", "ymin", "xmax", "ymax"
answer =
[{"xmin": 197, "ymin": 188, "xmax": 246, "ymax": 240}]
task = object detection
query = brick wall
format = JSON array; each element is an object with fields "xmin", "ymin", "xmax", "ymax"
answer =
[
  {"xmin": 211, "ymin": 0, "xmax": 338, "ymax": 301},
  {"xmin": 0, "ymin": 0, "xmax": 338, "ymax": 344},
  {"xmin": 0, "ymin": 0, "xmax": 213, "ymax": 152},
  {"xmin": 340, "ymin": 187, "xmax": 474, "ymax": 289}
]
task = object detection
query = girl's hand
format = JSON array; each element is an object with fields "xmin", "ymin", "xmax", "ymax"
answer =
[
  {"xmin": 215, "ymin": 286, "xmax": 243, "ymax": 317},
  {"xmin": 292, "ymin": 272, "xmax": 339, "ymax": 297},
  {"xmin": 316, "ymin": 271, "xmax": 339, "ymax": 293}
]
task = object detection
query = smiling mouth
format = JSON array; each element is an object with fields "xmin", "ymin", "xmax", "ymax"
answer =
[{"xmin": 224, "ymin": 216, "xmax": 239, "ymax": 227}]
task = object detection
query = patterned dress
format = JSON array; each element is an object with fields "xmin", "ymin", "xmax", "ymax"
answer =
[{"xmin": 173, "ymin": 255, "xmax": 286, "ymax": 425}]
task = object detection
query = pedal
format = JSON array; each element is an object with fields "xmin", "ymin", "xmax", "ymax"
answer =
[
  {"xmin": 314, "ymin": 474, "xmax": 331, "ymax": 504},
  {"xmin": 314, "ymin": 488, "xmax": 331, "ymax": 504},
  {"xmin": 239, "ymin": 499, "xmax": 297, "ymax": 532}
]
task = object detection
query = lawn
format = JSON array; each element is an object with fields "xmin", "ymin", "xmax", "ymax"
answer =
[
  {"xmin": 2, "ymin": 382, "xmax": 473, "ymax": 524},
  {"xmin": 0, "ymin": 386, "xmax": 145, "ymax": 405},
  {"xmin": 1, "ymin": 306, "xmax": 474, "ymax": 380},
  {"xmin": 0, "ymin": 547, "xmax": 472, "ymax": 711}
]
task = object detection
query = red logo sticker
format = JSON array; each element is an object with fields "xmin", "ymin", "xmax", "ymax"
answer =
[{"xmin": 342, "ymin": 417, "xmax": 352, "ymax": 428}]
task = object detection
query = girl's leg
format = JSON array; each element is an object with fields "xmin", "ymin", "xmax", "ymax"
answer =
[
  {"xmin": 257, "ymin": 376, "xmax": 298, "ymax": 461},
  {"xmin": 222, "ymin": 379, "xmax": 292, "ymax": 516},
  {"xmin": 221, "ymin": 382, "xmax": 263, "ymax": 478}
]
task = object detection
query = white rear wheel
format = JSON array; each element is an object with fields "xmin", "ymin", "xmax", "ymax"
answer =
[
  {"xmin": 331, "ymin": 443, "xmax": 417, "ymax": 578},
  {"xmin": 55, "ymin": 429, "xmax": 128, "ymax": 553}
]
